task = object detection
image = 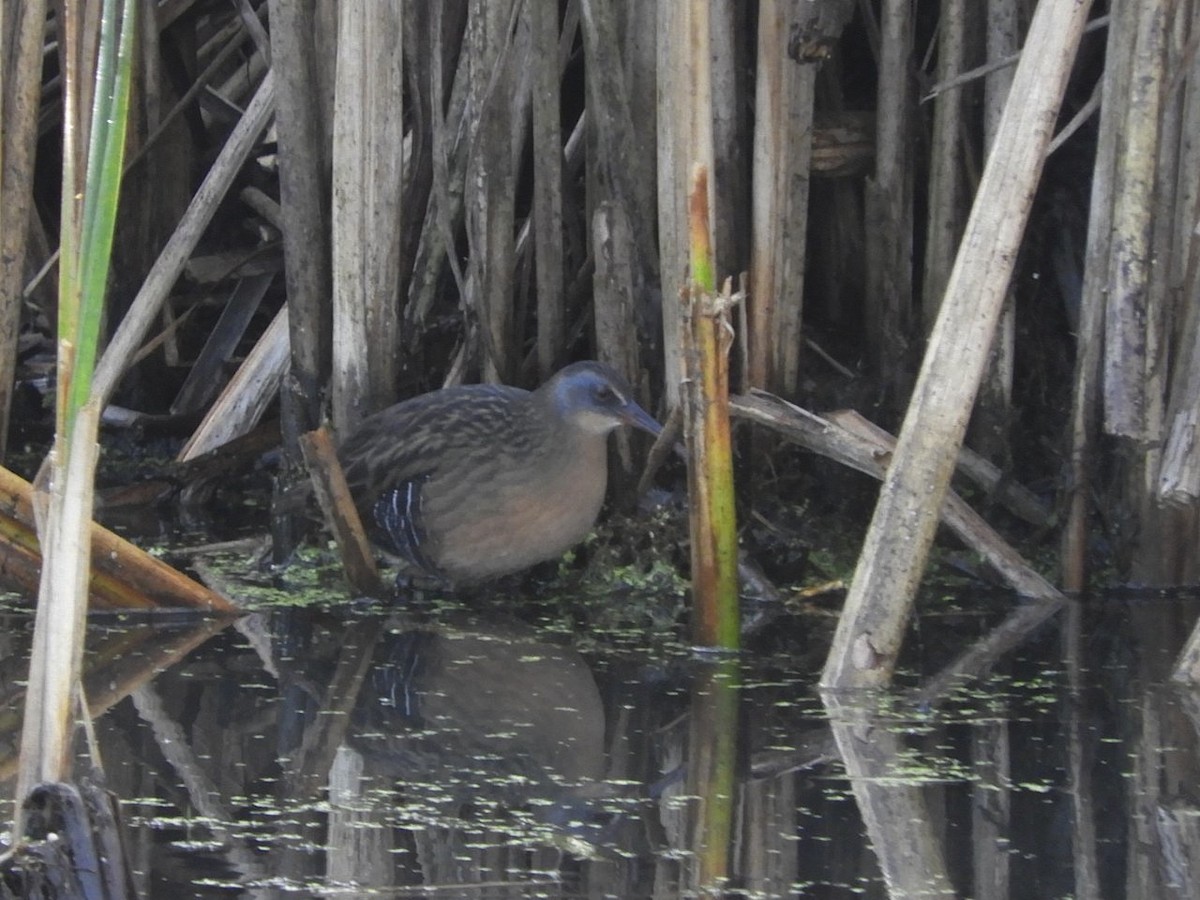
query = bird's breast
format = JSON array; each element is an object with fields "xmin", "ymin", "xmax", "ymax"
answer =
[{"xmin": 422, "ymin": 436, "xmax": 610, "ymax": 582}]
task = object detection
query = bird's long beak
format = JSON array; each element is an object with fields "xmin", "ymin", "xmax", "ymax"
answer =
[{"xmin": 622, "ymin": 401, "xmax": 663, "ymax": 437}]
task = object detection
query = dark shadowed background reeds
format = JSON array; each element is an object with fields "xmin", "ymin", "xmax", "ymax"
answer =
[{"xmin": 1, "ymin": 1, "xmax": 1197, "ymax": 605}]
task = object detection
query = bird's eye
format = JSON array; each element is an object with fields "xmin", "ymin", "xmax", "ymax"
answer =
[{"xmin": 595, "ymin": 384, "xmax": 618, "ymax": 404}]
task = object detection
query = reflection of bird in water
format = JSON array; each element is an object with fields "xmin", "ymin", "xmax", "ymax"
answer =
[
  {"xmin": 347, "ymin": 617, "xmax": 616, "ymax": 854},
  {"xmin": 337, "ymin": 362, "xmax": 661, "ymax": 585}
]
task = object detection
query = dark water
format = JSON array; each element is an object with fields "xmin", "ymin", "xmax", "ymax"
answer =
[{"xmin": 2, "ymin": 584, "xmax": 1199, "ymax": 899}]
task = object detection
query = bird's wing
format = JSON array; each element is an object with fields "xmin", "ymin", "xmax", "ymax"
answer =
[
  {"xmin": 336, "ymin": 384, "xmax": 526, "ymax": 572},
  {"xmin": 337, "ymin": 396, "xmax": 452, "ymax": 569}
]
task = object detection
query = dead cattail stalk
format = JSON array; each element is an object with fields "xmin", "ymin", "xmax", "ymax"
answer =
[
  {"xmin": 921, "ymin": 0, "xmax": 966, "ymax": 331},
  {"xmin": 748, "ymin": 0, "xmax": 814, "ymax": 395},
  {"xmin": 1063, "ymin": 0, "xmax": 1138, "ymax": 591},
  {"xmin": 269, "ymin": 0, "xmax": 333, "ymax": 442},
  {"xmin": 863, "ymin": 0, "xmax": 915, "ymax": 396},
  {"xmin": 0, "ymin": 0, "xmax": 48, "ymax": 458},
  {"xmin": 529, "ymin": 0, "xmax": 565, "ymax": 379},
  {"xmin": 657, "ymin": 1, "xmax": 715, "ymax": 408},
  {"xmin": 330, "ymin": 2, "xmax": 404, "ymax": 432}
]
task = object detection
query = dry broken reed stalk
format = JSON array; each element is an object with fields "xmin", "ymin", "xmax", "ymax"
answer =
[{"xmin": 681, "ymin": 166, "xmax": 739, "ymax": 650}]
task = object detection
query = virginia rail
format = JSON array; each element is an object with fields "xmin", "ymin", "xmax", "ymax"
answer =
[{"xmin": 338, "ymin": 361, "xmax": 661, "ymax": 584}]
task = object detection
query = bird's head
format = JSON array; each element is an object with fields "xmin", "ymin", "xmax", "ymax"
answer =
[{"xmin": 542, "ymin": 361, "xmax": 662, "ymax": 437}]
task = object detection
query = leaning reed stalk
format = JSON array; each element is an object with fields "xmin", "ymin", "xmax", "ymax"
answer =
[
  {"xmin": 822, "ymin": 0, "xmax": 1094, "ymax": 690},
  {"xmin": 14, "ymin": 0, "xmax": 136, "ymax": 835}
]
